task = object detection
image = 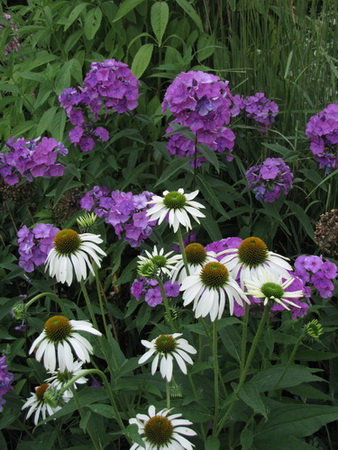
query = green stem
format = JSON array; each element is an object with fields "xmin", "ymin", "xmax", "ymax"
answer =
[
  {"xmin": 240, "ymin": 305, "xmax": 250, "ymax": 372},
  {"xmin": 24, "ymin": 292, "xmax": 67, "ymax": 316},
  {"xmin": 212, "ymin": 321, "xmax": 220, "ymax": 437},
  {"xmin": 269, "ymin": 333, "xmax": 304, "ymax": 396},
  {"xmin": 176, "ymin": 227, "xmax": 190, "ymax": 276},
  {"xmin": 155, "ymin": 276, "xmax": 176, "ymax": 332},
  {"xmin": 215, "ymin": 306, "xmax": 271, "ymax": 436},
  {"xmin": 58, "ymin": 369, "xmax": 125, "ymax": 432},
  {"xmin": 80, "ymin": 280, "xmax": 98, "ymax": 328},
  {"xmin": 166, "ymin": 382, "xmax": 171, "ymax": 409},
  {"xmin": 94, "ymin": 267, "xmax": 109, "ymax": 338}
]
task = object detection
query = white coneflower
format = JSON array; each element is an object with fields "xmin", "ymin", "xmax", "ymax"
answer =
[
  {"xmin": 146, "ymin": 189, "xmax": 205, "ymax": 232},
  {"xmin": 46, "ymin": 360, "xmax": 87, "ymax": 391},
  {"xmin": 22, "ymin": 383, "xmax": 70, "ymax": 425},
  {"xmin": 219, "ymin": 236, "xmax": 293, "ymax": 288},
  {"xmin": 29, "ymin": 316, "xmax": 102, "ymax": 371},
  {"xmin": 171, "ymin": 243, "xmax": 218, "ymax": 282},
  {"xmin": 45, "ymin": 229, "xmax": 106, "ymax": 286},
  {"xmin": 180, "ymin": 261, "xmax": 249, "ymax": 320},
  {"xmin": 129, "ymin": 405, "xmax": 197, "ymax": 450},
  {"xmin": 139, "ymin": 333, "xmax": 197, "ymax": 382},
  {"xmin": 244, "ymin": 270, "xmax": 303, "ymax": 311},
  {"xmin": 137, "ymin": 246, "xmax": 181, "ymax": 277}
]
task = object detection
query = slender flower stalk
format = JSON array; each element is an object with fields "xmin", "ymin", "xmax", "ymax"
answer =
[{"xmin": 212, "ymin": 321, "xmax": 219, "ymax": 437}]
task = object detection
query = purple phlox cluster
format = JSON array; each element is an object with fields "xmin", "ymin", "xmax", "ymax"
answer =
[
  {"xmin": 205, "ymin": 237, "xmax": 243, "ymax": 261},
  {"xmin": 294, "ymin": 255, "xmax": 337, "ymax": 299},
  {"xmin": 17, "ymin": 223, "xmax": 60, "ymax": 272},
  {"xmin": 162, "ymin": 71, "xmax": 237, "ymax": 166},
  {"xmin": 0, "ymin": 137, "xmax": 68, "ymax": 186},
  {"xmin": 246, "ymin": 157, "xmax": 293, "ymax": 202},
  {"xmin": 0, "ymin": 14, "xmax": 20, "ymax": 55},
  {"xmin": 243, "ymin": 92, "xmax": 278, "ymax": 131},
  {"xmin": 59, "ymin": 59, "xmax": 139, "ymax": 152},
  {"xmin": 305, "ymin": 104, "xmax": 338, "ymax": 174},
  {"xmin": 172, "ymin": 231, "xmax": 197, "ymax": 252},
  {"xmin": 80, "ymin": 187, "xmax": 156, "ymax": 247},
  {"xmin": 131, "ymin": 278, "xmax": 180, "ymax": 307},
  {"xmin": 0, "ymin": 356, "xmax": 13, "ymax": 412}
]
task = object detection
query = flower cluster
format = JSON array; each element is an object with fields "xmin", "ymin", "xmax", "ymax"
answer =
[
  {"xmin": 0, "ymin": 14, "xmax": 20, "ymax": 55},
  {"xmin": 80, "ymin": 187, "xmax": 156, "ymax": 247},
  {"xmin": 305, "ymin": 104, "xmax": 338, "ymax": 173},
  {"xmin": 162, "ymin": 71, "xmax": 236, "ymax": 166},
  {"xmin": 205, "ymin": 237, "xmax": 243, "ymax": 260},
  {"xmin": 245, "ymin": 157, "xmax": 293, "ymax": 202},
  {"xmin": 0, "ymin": 356, "xmax": 13, "ymax": 412},
  {"xmin": 17, "ymin": 223, "xmax": 60, "ymax": 273},
  {"xmin": 242, "ymin": 92, "xmax": 279, "ymax": 131},
  {"xmin": 131, "ymin": 278, "xmax": 180, "ymax": 307},
  {"xmin": 59, "ymin": 59, "xmax": 139, "ymax": 152},
  {"xmin": 294, "ymin": 255, "xmax": 337, "ymax": 298},
  {"xmin": 0, "ymin": 137, "xmax": 68, "ymax": 186}
]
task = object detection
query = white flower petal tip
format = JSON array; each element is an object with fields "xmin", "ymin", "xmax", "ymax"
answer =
[{"xmin": 45, "ymin": 229, "xmax": 106, "ymax": 286}]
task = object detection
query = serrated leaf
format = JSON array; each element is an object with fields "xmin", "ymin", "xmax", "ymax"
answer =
[
  {"xmin": 238, "ymin": 381, "xmax": 268, "ymax": 419},
  {"xmin": 175, "ymin": 0, "xmax": 203, "ymax": 31},
  {"xmin": 87, "ymin": 404, "xmax": 116, "ymax": 419},
  {"xmin": 131, "ymin": 43, "xmax": 154, "ymax": 79},
  {"xmin": 84, "ymin": 7, "xmax": 102, "ymax": 40},
  {"xmin": 113, "ymin": 0, "xmax": 146, "ymax": 23},
  {"xmin": 151, "ymin": 2, "xmax": 169, "ymax": 46}
]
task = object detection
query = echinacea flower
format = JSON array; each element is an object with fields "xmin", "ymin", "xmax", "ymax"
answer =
[
  {"xmin": 171, "ymin": 242, "xmax": 218, "ymax": 282},
  {"xmin": 22, "ymin": 383, "xmax": 70, "ymax": 425},
  {"xmin": 45, "ymin": 229, "xmax": 106, "ymax": 286},
  {"xmin": 219, "ymin": 237, "xmax": 292, "ymax": 288},
  {"xmin": 46, "ymin": 360, "xmax": 87, "ymax": 390},
  {"xmin": 181, "ymin": 261, "xmax": 249, "ymax": 319},
  {"xmin": 137, "ymin": 246, "xmax": 181, "ymax": 277},
  {"xmin": 139, "ymin": 333, "xmax": 197, "ymax": 382},
  {"xmin": 146, "ymin": 189, "xmax": 205, "ymax": 232},
  {"xmin": 129, "ymin": 404, "xmax": 197, "ymax": 450},
  {"xmin": 29, "ymin": 316, "xmax": 102, "ymax": 371},
  {"xmin": 243, "ymin": 270, "xmax": 303, "ymax": 311}
]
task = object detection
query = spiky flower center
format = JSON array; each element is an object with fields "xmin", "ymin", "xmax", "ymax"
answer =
[
  {"xmin": 144, "ymin": 415, "xmax": 174, "ymax": 445},
  {"xmin": 35, "ymin": 384, "xmax": 49, "ymax": 401},
  {"xmin": 45, "ymin": 316, "xmax": 72, "ymax": 342},
  {"xmin": 151, "ymin": 255, "xmax": 167, "ymax": 268},
  {"xmin": 155, "ymin": 335, "xmax": 176, "ymax": 353},
  {"xmin": 138, "ymin": 261, "xmax": 157, "ymax": 278},
  {"xmin": 163, "ymin": 191, "xmax": 186, "ymax": 209},
  {"xmin": 261, "ymin": 282, "xmax": 284, "ymax": 299},
  {"xmin": 54, "ymin": 229, "xmax": 81, "ymax": 255},
  {"xmin": 185, "ymin": 243, "xmax": 207, "ymax": 265},
  {"xmin": 304, "ymin": 319, "xmax": 324, "ymax": 339},
  {"xmin": 238, "ymin": 237, "xmax": 268, "ymax": 267},
  {"xmin": 200, "ymin": 262, "xmax": 229, "ymax": 289}
]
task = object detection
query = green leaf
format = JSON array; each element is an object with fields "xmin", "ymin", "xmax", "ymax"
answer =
[
  {"xmin": 125, "ymin": 424, "xmax": 146, "ymax": 448},
  {"xmin": 205, "ymin": 436, "xmax": 220, "ymax": 450},
  {"xmin": 52, "ymin": 109, "xmax": 66, "ymax": 142},
  {"xmin": 175, "ymin": 0, "xmax": 204, "ymax": 32},
  {"xmin": 154, "ymin": 157, "xmax": 191, "ymax": 187},
  {"xmin": 196, "ymin": 174, "xmax": 229, "ymax": 219},
  {"xmin": 36, "ymin": 107, "xmax": 58, "ymax": 136},
  {"xmin": 197, "ymin": 143, "xmax": 220, "ymax": 172},
  {"xmin": 197, "ymin": 33, "xmax": 216, "ymax": 61},
  {"xmin": 255, "ymin": 404, "xmax": 338, "ymax": 439},
  {"xmin": 254, "ymin": 435, "xmax": 316, "ymax": 450},
  {"xmin": 131, "ymin": 43, "xmax": 154, "ymax": 79},
  {"xmin": 84, "ymin": 7, "xmax": 102, "ymax": 40},
  {"xmin": 238, "ymin": 381, "xmax": 268, "ymax": 419},
  {"xmin": 151, "ymin": 2, "xmax": 169, "ymax": 46},
  {"xmin": 113, "ymin": 0, "xmax": 146, "ymax": 23},
  {"xmin": 64, "ymin": 3, "xmax": 89, "ymax": 31},
  {"xmin": 87, "ymin": 404, "xmax": 116, "ymax": 419},
  {"xmin": 251, "ymin": 366, "xmax": 324, "ymax": 392},
  {"xmin": 285, "ymin": 201, "xmax": 314, "ymax": 241}
]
